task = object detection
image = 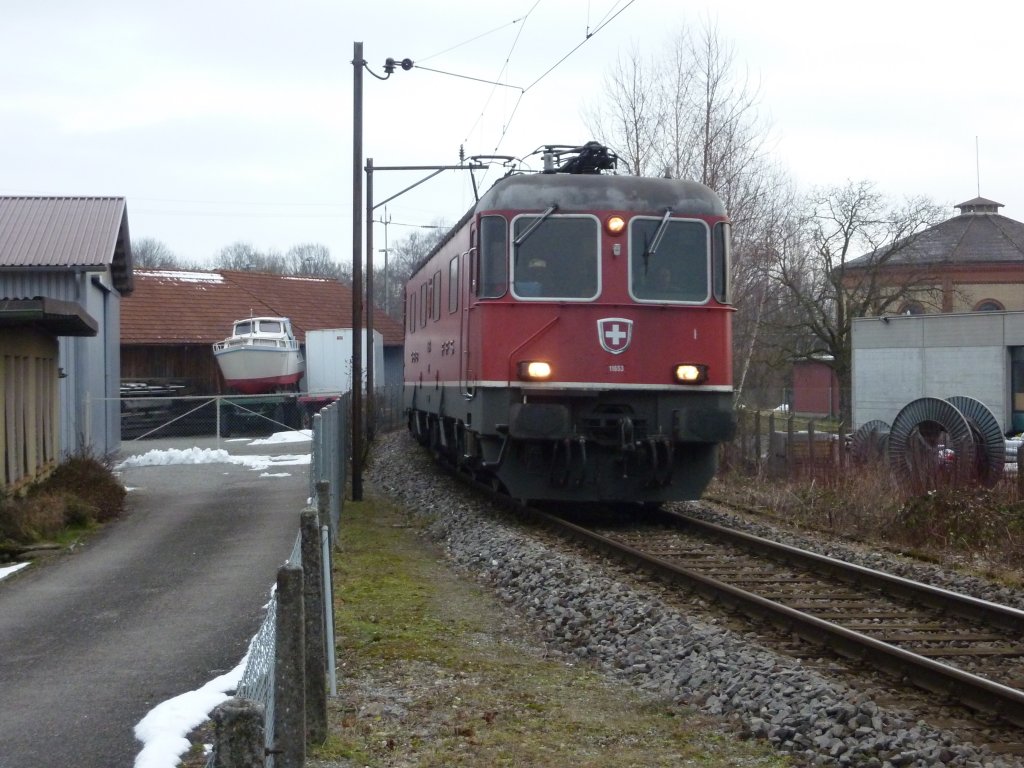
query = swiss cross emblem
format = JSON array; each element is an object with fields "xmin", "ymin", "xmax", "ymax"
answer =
[{"xmin": 597, "ymin": 317, "xmax": 633, "ymax": 355}]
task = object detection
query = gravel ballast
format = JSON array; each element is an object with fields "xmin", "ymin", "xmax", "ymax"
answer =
[{"xmin": 367, "ymin": 431, "xmax": 1024, "ymax": 767}]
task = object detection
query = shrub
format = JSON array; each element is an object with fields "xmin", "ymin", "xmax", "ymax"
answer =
[
  {"xmin": 0, "ymin": 452, "xmax": 125, "ymax": 547},
  {"xmin": 896, "ymin": 487, "xmax": 1024, "ymax": 552},
  {"xmin": 32, "ymin": 454, "xmax": 126, "ymax": 524}
]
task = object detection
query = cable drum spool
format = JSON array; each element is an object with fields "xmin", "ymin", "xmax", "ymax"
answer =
[
  {"xmin": 945, "ymin": 395, "xmax": 1006, "ymax": 487},
  {"xmin": 888, "ymin": 397, "xmax": 976, "ymax": 490},
  {"xmin": 850, "ymin": 420, "xmax": 890, "ymax": 464}
]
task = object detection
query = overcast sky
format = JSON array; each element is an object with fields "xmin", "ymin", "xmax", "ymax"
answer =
[{"xmin": 2, "ymin": 0, "xmax": 1021, "ymax": 266}]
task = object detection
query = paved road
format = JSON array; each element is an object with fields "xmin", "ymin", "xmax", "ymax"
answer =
[{"xmin": 0, "ymin": 435, "xmax": 312, "ymax": 768}]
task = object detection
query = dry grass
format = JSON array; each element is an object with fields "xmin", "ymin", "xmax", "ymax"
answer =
[{"xmin": 707, "ymin": 461, "xmax": 1024, "ymax": 585}]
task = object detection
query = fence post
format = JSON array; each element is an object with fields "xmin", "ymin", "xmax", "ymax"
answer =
[
  {"xmin": 753, "ymin": 410, "xmax": 762, "ymax": 473},
  {"xmin": 316, "ymin": 481, "xmax": 330, "ymax": 544},
  {"xmin": 274, "ymin": 564, "xmax": 305, "ymax": 768},
  {"xmin": 300, "ymin": 510, "xmax": 327, "ymax": 747},
  {"xmin": 211, "ymin": 697, "xmax": 265, "ymax": 768},
  {"xmin": 807, "ymin": 419, "xmax": 816, "ymax": 477},
  {"xmin": 786, "ymin": 415, "xmax": 795, "ymax": 478},
  {"xmin": 311, "ymin": 412, "xmax": 323, "ymax": 502},
  {"xmin": 836, "ymin": 422, "xmax": 845, "ymax": 470},
  {"xmin": 1018, "ymin": 448, "xmax": 1024, "ymax": 500}
]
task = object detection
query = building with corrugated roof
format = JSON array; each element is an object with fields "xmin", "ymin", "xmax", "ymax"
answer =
[{"xmin": 0, "ymin": 196, "xmax": 133, "ymax": 490}]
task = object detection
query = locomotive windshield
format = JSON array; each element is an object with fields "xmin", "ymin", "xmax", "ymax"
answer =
[
  {"xmin": 630, "ymin": 218, "xmax": 710, "ymax": 303},
  {"xmin": 512, "ymin": 215, "xmax": 598, "ymax": 300}
]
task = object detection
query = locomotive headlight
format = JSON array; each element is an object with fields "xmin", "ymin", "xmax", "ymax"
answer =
[
  {"xmin": 517, "ymin": 360, "xmax": 552, "ymax": 380},
  {"xmin": 673, "ymin": 364, "xmax": 708, "ymax": 384},
  {"xmin": 605, "ymin": 215, "xmax": 626, "ymax": 235}
]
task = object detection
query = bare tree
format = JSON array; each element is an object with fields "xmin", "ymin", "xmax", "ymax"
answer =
[
  {"xmin": 584, "ymin": 18, "xmax": 787, "ymax": 403},
  {"xmin": 285, "ymin": 243, "xmax": 344, "ymax": 279},
  {"xmin": 213, "ymin": 241, "xmax": 287, "ymax": 273},
  {"xmin": 131, "ymin": 237, "xmax": 184, "ymax": 269},
  {"xmin": 582, "ymin": 45, "xmax": 662, "ymax": 176},
  {"xmin": 765, "ymin": 181, "xmax": 946, "ymax": 421},
  {"xmin": 372, "ymin": 223, "xmax": 448, "ymax": 317}
]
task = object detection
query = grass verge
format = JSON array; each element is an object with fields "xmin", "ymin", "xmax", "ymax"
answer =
[{"xmin": 309, "ymin": 493, "xmax": 791, "ymax": 768}]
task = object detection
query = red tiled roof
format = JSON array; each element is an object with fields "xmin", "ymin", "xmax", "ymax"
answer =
[{"xmin": 121, "ymin": 269, "xmax": 404, "ymax": 346}]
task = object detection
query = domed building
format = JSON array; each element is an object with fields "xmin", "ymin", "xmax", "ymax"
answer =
[
  {"xmin": 850, "ymin": 197, "xmax": 1024, "ymax": 435},
  {"xmin": 845, "ymin": 196, "xmax": 1024, "ymax": 314}
]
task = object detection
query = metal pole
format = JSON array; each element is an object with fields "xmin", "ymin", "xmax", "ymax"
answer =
[
  {"xmin": 351, "ymin": 41, "xmax": 364, "ymax": 501},
  {"xmin": 366, "ymin": 157, "xmax": 375, "ymax": 435},
  {"xmin": 321, "ymin": 524, "xmax": 337, "ymax": 697},
  {"xmin": 380, "ymin": 207, "xmax": 390, "ymax": 315}
]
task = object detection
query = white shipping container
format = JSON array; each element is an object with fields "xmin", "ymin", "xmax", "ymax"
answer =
[{"xmin": 304, "ymin": 328, "xmax": 385, "ymax": 394}]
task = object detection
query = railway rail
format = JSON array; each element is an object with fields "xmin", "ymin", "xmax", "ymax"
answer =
[{"xmin": 522, "ymin": 503, "xmax": 1024, "ymax": 737}]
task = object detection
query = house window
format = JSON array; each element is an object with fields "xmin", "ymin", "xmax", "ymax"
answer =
[{"xmin": 973, "ymin": 299, "xmax": 1004, "ymax": 312}]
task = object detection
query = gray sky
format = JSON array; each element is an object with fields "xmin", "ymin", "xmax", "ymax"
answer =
[{"xmin": 2, "ymin": 0, "xmax": 1020, "ymax": 265}]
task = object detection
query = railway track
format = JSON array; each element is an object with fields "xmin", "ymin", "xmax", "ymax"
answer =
[{"xmin": 524, "ymin": 504, "xmax": 1024, "ymax": 740}]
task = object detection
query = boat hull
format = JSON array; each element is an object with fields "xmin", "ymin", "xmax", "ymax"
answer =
[{"xmin": 214, "ymin": 346, "xmax": 305, "ymax": 394}]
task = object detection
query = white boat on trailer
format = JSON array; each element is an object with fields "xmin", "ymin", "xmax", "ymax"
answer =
[{"xmin": 213, "ymin": 317, "xmax": 305, "ymax": 394}]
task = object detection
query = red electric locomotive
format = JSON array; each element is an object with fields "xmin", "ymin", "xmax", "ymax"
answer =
[{"xmin": 403, "ymin": 143, "xmax": 735, "ymax": 504}]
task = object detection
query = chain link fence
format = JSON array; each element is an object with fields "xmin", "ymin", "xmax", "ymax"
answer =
[
  {"xmin": 200, "ymin": 394, "xmax": 350, "ymax": 767},
  {"xmin": 116, "ymin": 383, "xmax": 405, "ymax": 444}
]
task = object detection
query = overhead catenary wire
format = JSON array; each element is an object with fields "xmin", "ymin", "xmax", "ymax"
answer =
[{"xmin": 407, "ymin": 0, "xmax": 637, "ymax": 159}]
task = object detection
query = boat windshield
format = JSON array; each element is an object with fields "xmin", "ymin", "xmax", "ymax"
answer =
[
  {"xmin": 234, "ymin": 321, "xmax": 254, "ymax": 335},
  {"xmin": 258, "ymin": 320, "xmax": 283, "ymax": 334}
]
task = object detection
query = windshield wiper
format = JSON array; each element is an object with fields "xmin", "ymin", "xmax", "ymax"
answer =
[
  {"xmin": 643, "ymin": 208, "xmax": 673, "ymax": 264},
  {"xmin": 514, "ymin": 204, "xmax": 559, "ymax": 247}
]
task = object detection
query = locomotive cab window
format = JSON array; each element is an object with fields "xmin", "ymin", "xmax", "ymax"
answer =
[
  {"xmin": 478, "ymin": 215, "xmax": 508, "ymax": 298},
  {"xmin": 448, "ymin": 255, "xmax": 459, "ymax": 313},
  {"xmin": 512, "ymin": 215, "xmax": 598, "ymax": 300},
  {"xmin": 630, "ymin": 217, "xmax": 710, "ymax": 303},
  {"xmin": 432, "ymin": 270, "xmax": 442, "ymax": 321},
  {"xmin": 712, "ymin": 221, "xmax": 732, "ymax": 304}
]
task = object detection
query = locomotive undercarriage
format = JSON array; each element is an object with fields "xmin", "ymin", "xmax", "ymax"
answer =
[{"xmin": 406, "ymin": 385, "xmax": 735, "ymax": 503}]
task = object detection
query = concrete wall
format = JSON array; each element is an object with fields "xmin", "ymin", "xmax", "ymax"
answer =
[{"xmin": 852, "ymin": 311, "xmax": 1024, "ymax": 432}]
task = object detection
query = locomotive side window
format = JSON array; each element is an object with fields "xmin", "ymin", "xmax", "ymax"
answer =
[
  {"xmin": 478, "ymin": 215, "xmax": 507, "ymax": 298},
  {"xmin": 419, "ymin": 282, "xmax": 428, "ymax": 327},
  {"xmin": 448, "ymin": 255, "xmax": 459, "ymax": 313},
  {"xmin": 512, "ymin": 215, "xmax": 598, "ymax": 300},
  {"xmin": 712, "ymin": 222, "xmax": 732, "ymax": 304},
  {"xmin": 407, "ymin": 291, "xmax": 416, "ymax": 333},
  {"xmin": 432, "ymin": 270, "xmax": 442, "ymax": 321},
  {"xmin": 629, "ymin": 218, "xmax": 709, "ymax": 303}
]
